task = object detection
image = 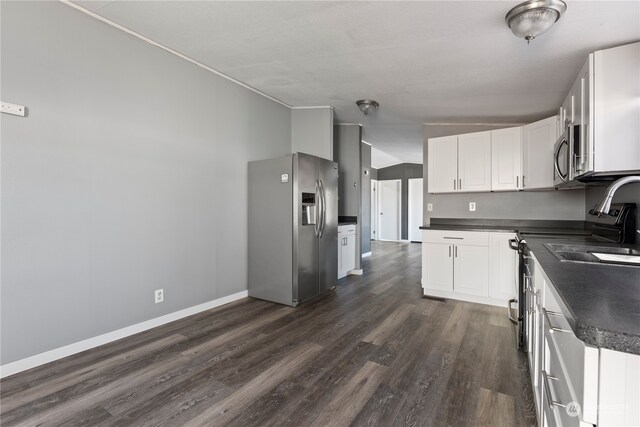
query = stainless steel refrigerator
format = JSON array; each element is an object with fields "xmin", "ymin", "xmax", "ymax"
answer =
[{"xmin": 248, "ymin": 152, "xmax": 338, "ymax": 306}]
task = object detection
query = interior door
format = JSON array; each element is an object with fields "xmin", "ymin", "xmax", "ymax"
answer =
[
  {"xmin": 370, "ymin": 180, "xmax": 377, "ymax": 240},
  {"xmin": 408, "ymin": 178, "xmax": 423, "ymax": 242},
  {"xmin": 378, "ymin": 180, "xmax": 401, "ymax": 241}
]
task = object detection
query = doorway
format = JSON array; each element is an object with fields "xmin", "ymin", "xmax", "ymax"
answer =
[
  {"xmin": 371, "ymin": 180, "xmax": 378, "ymax": 241},
  {"xmin": 408, "ymin": 178, "xmax": 423, "ymax": 242},
  {"xmin": 378, "ymin": 179, "xmax": 401, "ymax": 241}
]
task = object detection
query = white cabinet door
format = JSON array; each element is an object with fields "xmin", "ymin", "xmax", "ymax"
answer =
[
  {"xmin": 342, "ymin": 233, "xmax": 357, "ymax": 274},
  {"xmin": 458, "ymin": 131, "xmax": 492, "ymax": 192},
  {"xmin": 422, "ymin": 242, "xmax": 453, "ymax": 291},
  {"xmin": 489, "ymin": 233, "xmax": 517, "ymax": 301},
  {"xmin": 522, "ymin": 116, "xmax": 559, "ymax": 190},
  {"xmin": 491, "ymin": 127, "xmax": 522, "ymax": 191},
  {"xmin": 427, "ymin": 136, "xmax": 457, "ymax": 193},
  {"xmin": 453, "ymin": 244, "xmax": 489, "ymax": 296}
]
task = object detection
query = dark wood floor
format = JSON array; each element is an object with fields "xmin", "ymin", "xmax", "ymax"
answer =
[{"xmin": 0, "ymin": 241, "xmax": 535, "ymax": 426}]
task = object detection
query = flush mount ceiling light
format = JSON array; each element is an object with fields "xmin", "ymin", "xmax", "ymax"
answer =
[
  {"xmin": 356, "ymin": 99, "xmax": 379, "ymax": 115},
  {"xmin": 505, "ymin": 0, "xmax": 567, "ymax": 44}
]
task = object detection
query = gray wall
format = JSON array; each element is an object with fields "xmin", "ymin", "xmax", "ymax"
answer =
[
  {"xmin": 291, "ymin": 108, "xmax": 333, "ymax": 160},
  {"xmin": 361, "ymin": 144, "xmax": 371, "ymax": 254},
  {"xmin": 333, "ymin": 124, "xmax": 362, "ymax": 268},
  {"xmin": 422, "ymin": 126, "xmax": 586, "ymax": 224},
  {"xmin": 586, "ymin": 182, "xmax": 640, "ymax": 237},
  {"xmin": 1, "ymin": 1, "xmax": 291, "ymax": 364},
  {"xmin": 377, "ymin": 163, "xmax": 423, "ymax": 240}
]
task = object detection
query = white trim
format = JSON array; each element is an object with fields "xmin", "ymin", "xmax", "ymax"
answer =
[
  {"xmin": 290, "ymin": 106, "xmax": 333, "ymax": 110},
  {"xmin": 420, "ymin": 286, "xmax": 505, "ymax": 308},
  {"xmin": 0, "ymin": 291, "xmax": 248, "ymax": 378},
  {"xmin": 347, "ymin": 269, "xmax": 364, "ymax": 276},
  {"xmin": 361, "ymin": 251, "xmax": 372, "ymax": 258},
  {"xmin": 59, "ymin": 1, "xmax": 291, "ymax": 109},
  {"xmin": 422, "ymin": 122, "xmax": 527, "ymax": 126},
  {"xmin": 374, "ymin": 161, "xmax": 403, "ymax": 169}
]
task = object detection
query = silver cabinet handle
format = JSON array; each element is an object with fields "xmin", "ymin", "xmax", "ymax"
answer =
[
  {"xmin": 522, "ymin": 176, "xmax": 526, "ymax": 187},
  {"xmin": 453, "ymin": 179, "xmax": 456, "ymax": 190},
  {"xmin": 516, "ymin": 176, "xmax": 519, "ymax": 188},
  {"xmin": 459, "ymin": 178, "xmax": 462, "ymax": 189},
  {"xmin": 454, "ymin": 246, "xmax": 458, "ymax": 257},
  {"xmin": 443, "ymin": 237, "xmax": 463, "ymax": 240},
  {"xmin": 543, "ymin": 370, "xmax": 566, "ymax": 409},
  {"xmin": 542, "ymin": 308, "xmax": 571, "ymax": 333},
  {"xmin": 449, "ymin": 245, "xmax": 451, "ymax": 257}
]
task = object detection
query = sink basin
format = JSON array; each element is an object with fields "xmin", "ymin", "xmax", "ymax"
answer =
[{"xmin": 544, "ymin": 243, "xmax": 640, "ymax": 267}]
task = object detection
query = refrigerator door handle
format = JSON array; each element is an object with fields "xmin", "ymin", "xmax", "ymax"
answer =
[
  {"xmin": 318, "ymin": 179, "xmax": 326, "ymax": 238},
  {"xmin": 314, "ymin": 180, "xmax": 320, "ymax": 238}
]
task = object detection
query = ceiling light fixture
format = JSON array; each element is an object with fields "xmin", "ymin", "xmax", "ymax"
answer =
[
  {"xmin": 505, "ymin": 0, "xmax": 567, "ymax": 44},
  {"xmin": 356, "ymin": 99, "xmax": 379, "ymax": 115}
]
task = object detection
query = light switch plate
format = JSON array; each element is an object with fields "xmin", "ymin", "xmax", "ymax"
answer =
[
  {"xmin": 427, "ymin": 203, "xmax": 433, "ymax": 212},
  {"xmin": 469, "ymin": 202, "xmax": 476, "ymax": 212},
  {"xmin": 1, "ymin": 101, "xmax": 26, "ymax": 117}
]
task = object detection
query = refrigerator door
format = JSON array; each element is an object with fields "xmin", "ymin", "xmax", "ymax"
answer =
[
  {"xmin": 318, "ymin": 158, "xmax": 339, "ymax": 294},
  {"xmin": 248, "ymin": 155, "xmax": 294, "ymax": 305},
  {"xmin": 294, "ymin": 153, "xmax": 320, "ymax": 304}
]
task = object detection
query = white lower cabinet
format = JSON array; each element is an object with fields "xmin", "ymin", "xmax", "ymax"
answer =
[
  {"xmin": 530, "ymin": 253, "xmax": 640, "ymax": 427},
  {"xmin": 422, "ymin": 230, "xmax": 516, "ymax": 306},
  {"xmin": 422, "ymin": 242, "xmax": 454, "ymax": 291},
  {"xmin": 338, "ymin": 225, "xmax": 356, "ymax": 279}
]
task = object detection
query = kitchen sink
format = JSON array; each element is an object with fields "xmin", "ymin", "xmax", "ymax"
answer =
[{"xmin": 544, "ymin": 243, "xmax": 640, "ymax": 267}]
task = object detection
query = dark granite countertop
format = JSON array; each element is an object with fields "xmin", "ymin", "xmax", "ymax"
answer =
[
  {"xmin": 338, "ymin": 216, "xmax": 357, "ymax": 226},
  {"xmin": 419, "ymin": 218, "xmax": 591, "ymax": 236},
  {"xmin": 525, "ymin": 235, "xmax": 640, "ymax": 355}
]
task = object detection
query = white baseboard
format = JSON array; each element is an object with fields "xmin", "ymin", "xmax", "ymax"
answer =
[
  {"xmin": 361, "ymin": 252, "xmax": 372, "ymax": 258},
  {"xmin": 420, "ymin": 284, "xmax": 507, "ymax": 308},
  {"xmin": 0, "ymin": 290, "xmax": 248, "ymax": 379},
  {"xmin": 348, "ymin": 269, "xmax": 364, "ymax": 276}
]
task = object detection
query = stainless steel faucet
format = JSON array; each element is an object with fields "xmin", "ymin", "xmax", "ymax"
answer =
[{"xmin": 591, "ymin": 176, "xmax": 640, "ymax": 216}]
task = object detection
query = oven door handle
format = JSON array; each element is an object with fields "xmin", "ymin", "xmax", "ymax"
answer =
[{"xmin": 507, "ymin": 299, "xmax": 518, "ymax": 325}]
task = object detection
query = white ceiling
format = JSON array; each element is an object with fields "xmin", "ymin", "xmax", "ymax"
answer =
[
  {"xmin": 370, "ymin": 145, "xmax": 403, "ymax": 169},
  {"xmin": 73, "ymin": 1, "xmax": 640, "ymax": 164}
]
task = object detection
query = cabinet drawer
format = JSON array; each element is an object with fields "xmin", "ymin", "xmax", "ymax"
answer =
[
  {"xmin": 422, "ymin": 230, "xmax": 489, "ymax": 246},
  {"xmin": 338, "ymin": 225, "xmax": 356, "ymax": 235},
  {"xmin": 544, "ymin": 336, "xmax": 581, "ymax": 427},
  {"xmin": 543, "ymin": 283, "xmax": 598, "ymax": 424}
]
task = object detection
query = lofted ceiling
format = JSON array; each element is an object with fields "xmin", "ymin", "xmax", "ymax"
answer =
[{"xmin": 72, "ymin": 0, "xmax": 640, "ymax": 164}]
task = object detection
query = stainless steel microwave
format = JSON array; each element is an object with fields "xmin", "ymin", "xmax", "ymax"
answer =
[{"xmin": 553, "ymin": 124, "xmax": 583, "ymax": 186}]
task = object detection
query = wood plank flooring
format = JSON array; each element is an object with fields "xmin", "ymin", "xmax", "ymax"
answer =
[{"xmin": 0, "ymin": 241, "xmax": 536, "ymax": 426}]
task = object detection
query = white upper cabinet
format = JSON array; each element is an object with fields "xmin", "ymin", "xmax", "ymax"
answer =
[
  {"xmin": 491, "ymin": 127, "xmax": 522, "ymax": 191},
  {"xmin": 458, "ymin": 131, "xmax": 492, "ymax": 192},
  {"xmin": 522, "ymin": 116, "xmax": 559, "ymax": 190},
  {"xmin": 427, "ymin": 135, "xmax": 457, "ymax": 193}
]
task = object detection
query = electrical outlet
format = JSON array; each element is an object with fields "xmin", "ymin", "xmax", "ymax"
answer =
[
  {"xmin": 469, "ymin": 202, "xmax": 476, "ymax": 212},
  {"xmin": 427, "ymin": 203, "xmax": 433, "ymax": 212},
  {"xmin": 154, "ymin": 289, "xmax": 164, "ymax": 304}
]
